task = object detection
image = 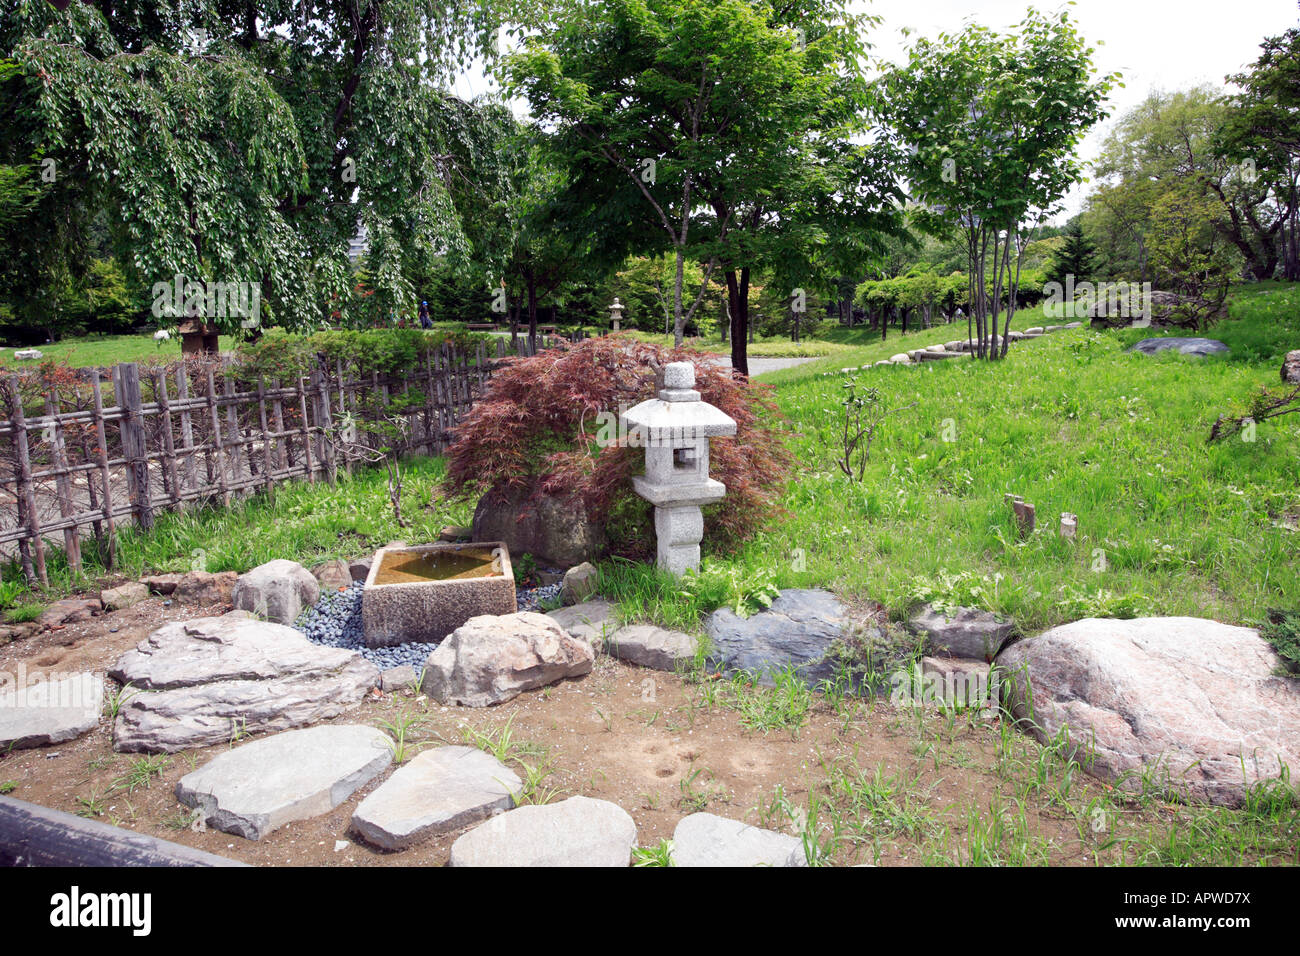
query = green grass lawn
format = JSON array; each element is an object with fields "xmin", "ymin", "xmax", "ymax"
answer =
[
  {"xmin": 1, "ymin": 332, "xmax": 239, "ymax": 369},
  {"xmin": 613, "ymin": 286, "xmax": 1300, "ymax": 634}
]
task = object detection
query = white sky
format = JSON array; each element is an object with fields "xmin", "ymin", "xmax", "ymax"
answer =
[{"xmin": 449, "ymin": 0, "xmax": 1300, "ymax": 220}]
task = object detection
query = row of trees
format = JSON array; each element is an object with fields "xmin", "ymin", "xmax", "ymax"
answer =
[
  {"xmin": 1080, "ymin": 29, "xmax": 1300, "ymax": 297},
  {"xmin": 2, "ymin": 1, "xmax": 1170, "ymax": 369}
]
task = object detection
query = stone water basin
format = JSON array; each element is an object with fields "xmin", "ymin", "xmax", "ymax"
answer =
[{"xmin": 362, "ymin": 542, "xmax": 516, "ymax": 648}]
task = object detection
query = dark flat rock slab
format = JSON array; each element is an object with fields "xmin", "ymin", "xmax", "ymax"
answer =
[{"xmin": 1127, "ymin": 337, "xmax": 1228, "ymax": 357}]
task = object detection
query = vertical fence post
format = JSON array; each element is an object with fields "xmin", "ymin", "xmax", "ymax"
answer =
[
  {"xmin": 153, "ymin": 369, "xmax": 180, "ymax": 510},
  {"xmin": 310, "ymin": 368, "xmax": 336, "ymax": 483},
  {"xmin": 43, "ymin": 387, "xmax": 82, "ymax": 575},
  {"xmin": 118, "ymin": 363, "xmax": 153, "ymax": 532},
  {"xmin": 4, "ymin": 376, "xmax": 47, "ymax": 586},
  {"xmin": 205, "ymin": 365, "xmax": 231, "ymax": 507},
  {"xmin": 89, "ymin": 368, "xmax": 117, "ymax": 569},
  {"xmin": 297, "ymin": 374, "xmax": 316, "ymax": 481},
  {"xmin": 175, "ymin": 363, "xmax": 200, "ymax": 490}
]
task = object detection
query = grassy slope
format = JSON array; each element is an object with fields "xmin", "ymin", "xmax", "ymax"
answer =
[
  {"xmin": 2, "ymin": 333, "xmax": 238, "ymax": 368},
  {"xmin": 710, "ymin": 286, "xmax": 1300, "ymax": 632}
]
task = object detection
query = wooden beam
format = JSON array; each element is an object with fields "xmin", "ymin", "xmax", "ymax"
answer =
[{"xmin": 0, "ymin": 795, "xmax": 248, "ymax": 867}]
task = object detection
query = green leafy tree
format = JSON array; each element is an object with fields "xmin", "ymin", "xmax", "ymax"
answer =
[
  {"xmin": 3, "ymin": 0, "xmax": 512, "ymax": 344},
  {"xmin": 880, "ymin": 8, "xmax": 1117, "ymax": 359}
]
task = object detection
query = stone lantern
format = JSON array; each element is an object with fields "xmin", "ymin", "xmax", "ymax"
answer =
[
  {"xmin": 621, "ymin": 362, "xmax": 737, "ymax": 575},
  {"xmin": 609, "ymin": 297, "xmax": 624, "ymax": 333}
]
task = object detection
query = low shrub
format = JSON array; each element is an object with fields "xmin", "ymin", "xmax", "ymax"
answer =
[{"xmin": 443, "ymin": 335, "xmax": 793, "ymax": 555}]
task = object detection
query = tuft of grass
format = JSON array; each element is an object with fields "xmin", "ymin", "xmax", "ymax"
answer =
[
  {"xmin": 4, "ymin": 604, "xmax": 44, "ymax": 624},
  {"xmin": 632, "ymin": 839, "xmax": 677, "ymax": 866}
]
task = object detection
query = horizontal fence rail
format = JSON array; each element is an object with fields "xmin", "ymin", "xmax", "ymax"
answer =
[{"xmin": 0, "ymin": 336, "xmax": 529, "ymax": 586}]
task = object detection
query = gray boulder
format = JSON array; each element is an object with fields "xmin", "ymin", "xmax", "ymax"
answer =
[
  {"xmin": 908, "ymin": 604, "xmax": 1014, "ymax": 661},
  {"xmin": 671, "ymin": 812, "xmax": 806, "ymax": 867},
  {"xmin": 449, "ymin": 796, "xmax": 636, "ymax": 866},
  {"xmin": 110, "ymin": 616, "xmax": 378, "ymax": 752},
  {"xmin": 560, "ymin": 562, "xmax": 599, "ymax": 605},
  {"xmin": 606, "ymin": 625, "xmax": 698, "ymax": 672},
  {"xmin": 422, "ymin": 612, "xmax": 594, "ymax": 707},
  {"xmin": 232, "ymin": 559, "xmax": 320, "ymax": 624},
  {"xmin": 311, "ymin": 559, "xmax": 353, "ymax": 591},
  {"xmin": 705, "ymin": 589, "xmax": 916, "ymax": 691},
  {"xmin": 101, "ymin": 582, "xmax": 149, "ymax": 611},
  {"xmin": 351, "ymin": 746, "xmax": 521, "ymax": 850},
  {"xmin": 1282, "ymin": 349, "xmax": 1300, "ymax": 384},
  {"xmin": 1127, "ymin": 337, "xmax": 1229, "ymax": 357},
  {"xmin": 998, "ymin": 617, "xmax": 1300, "ymax": 807},
  {"xmin": 177, "ymin": 724, "xmax": 392, "ymax": 840},
  {"xmin": 472, "ymin": 485, "xmax": 606, "ymax": 567}
]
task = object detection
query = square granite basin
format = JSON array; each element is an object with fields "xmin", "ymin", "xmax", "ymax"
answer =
[{"xmin": 362, "ymin": 542, "xmax": 516, "ymax": 648}]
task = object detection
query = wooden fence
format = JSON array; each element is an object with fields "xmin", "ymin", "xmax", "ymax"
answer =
[{"xmin": 0, "ymin": 337, "xmax": 526, "ymax": 586}]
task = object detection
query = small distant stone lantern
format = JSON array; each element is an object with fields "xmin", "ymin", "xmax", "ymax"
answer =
[
  {"xmin": 621, "ymin": 362, "xmax": 737, "ymax": 575},
  {"xmin": 609, "ymin": 297, "xmax": 624, "ymax": 333}
]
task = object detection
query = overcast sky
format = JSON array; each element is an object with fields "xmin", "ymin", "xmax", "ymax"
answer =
[{"xmin": 449, "ymin": 0, "xmax": 1300, "ymax": 220}]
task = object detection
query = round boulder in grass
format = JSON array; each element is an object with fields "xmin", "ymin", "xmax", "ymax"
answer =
[
  {"xmin": 232, "ymin": 559, "xmax": 320, "ymax": 624},
  {"xmin": 998, "ymin": 617, "xmax": 1300, "ymax": 807}
]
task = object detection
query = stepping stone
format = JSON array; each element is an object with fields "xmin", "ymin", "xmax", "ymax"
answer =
[
  {"xmin": 546, "ymin": 599, "xmax": 617, "ymax": 652},
  {"xmin": 0, "ymin": 673, "xmax": 103, "ymax": 750},
  {"xmin": 176, "ymin": 724, "xmax": 393, "ymax": 840},
  {"xmin": 449, "ymin": 796, "xmax": 636, "ymax": 867},
  {"xmin": 380, "ymin": 665, "xmax": 417, "ymax": 693},
  {"xmin": 998, "ymin": 617, "xmax": 1300, "ymax": 807},
  {"xmin": 908, "ymin": 604, "xmax": 1014, "ymax": 661},
  {"xmin": 1127, "ymin": 337, "xmax": 1229, "ymax": 357},
  {"xmin": 671, "ymin": 813, "xmax": 806, "ymax": 867},
  {"xmin": 110, "ymin": 616, "xmax": 379, "ymax": 752},
  {"xmin": 351, "ymin": 746, "xmax": 521, "ymax": 850},
  {"xmin": 37, "ymin": 597, "xmax": 101, "ymax": 627},
  {"xmin": 706, "ymin": 589, "xmax": 916, "ymax": 691},
  {"xmin": 605, "ymin": 625, "xmax": 698, "ymax": 671}
]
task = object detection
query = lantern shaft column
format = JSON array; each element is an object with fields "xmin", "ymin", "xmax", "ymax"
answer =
[{"xmin": 655, "ymin": 505, "xmax": 705, "ymax": 576}]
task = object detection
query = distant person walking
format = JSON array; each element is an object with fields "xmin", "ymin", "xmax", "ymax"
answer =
[{"xmin": 418, "ymin": 300, "xmax": 432, "ymax": 329}]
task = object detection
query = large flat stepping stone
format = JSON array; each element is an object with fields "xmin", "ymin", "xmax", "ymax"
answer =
[
  {"xmin": 998, "ymin": 617, "xmax": 1300, "ymax": 807},
  {"xmin": 606, "ymin": 625, "xmax": 698, "ymax": 671},
  {"xmin": 1127, "ymin": 337, "xmax": 1228, "ymax": 357},
  {"xmin": 351, "ymin": 746, "xmax": 521, "ymax": 850},
  {"xmin": 546, "ymin": 599, "xmax": 617, "ymax": 652},
  {"xmin": 706, "ymin": 589, "xmax": 914, "ymax": 690},
  {"xmin": 177, "ymin": 724, "xmax": 392, "ymax": 840},
  {"xmin": 110, "ymin": 616, "xmax": 378, "ymax": 752},
  {"xmin": 423, "ymin": 612, "xmax": 594, "ymax": 707},
  {"xmin": 671, "ymin": 812, "xmax": 806, "ymax": 867},
  {"xmin": 0, "ymin": 673, "xmax": 103, "ymax": 750},
  {"xmin": 449, "ymin": 796, "xmax": 636, "ymax": 866}
]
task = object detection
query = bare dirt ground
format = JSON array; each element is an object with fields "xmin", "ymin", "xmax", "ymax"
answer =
[{"xmin": 0, "ymin": 594, "xmax": 1264, "ymax": 866}]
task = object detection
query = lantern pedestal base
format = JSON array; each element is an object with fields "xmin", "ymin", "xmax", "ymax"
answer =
[{"xmin": 654, "ymin": 505, "xmax": 704, "ymax": 576}]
